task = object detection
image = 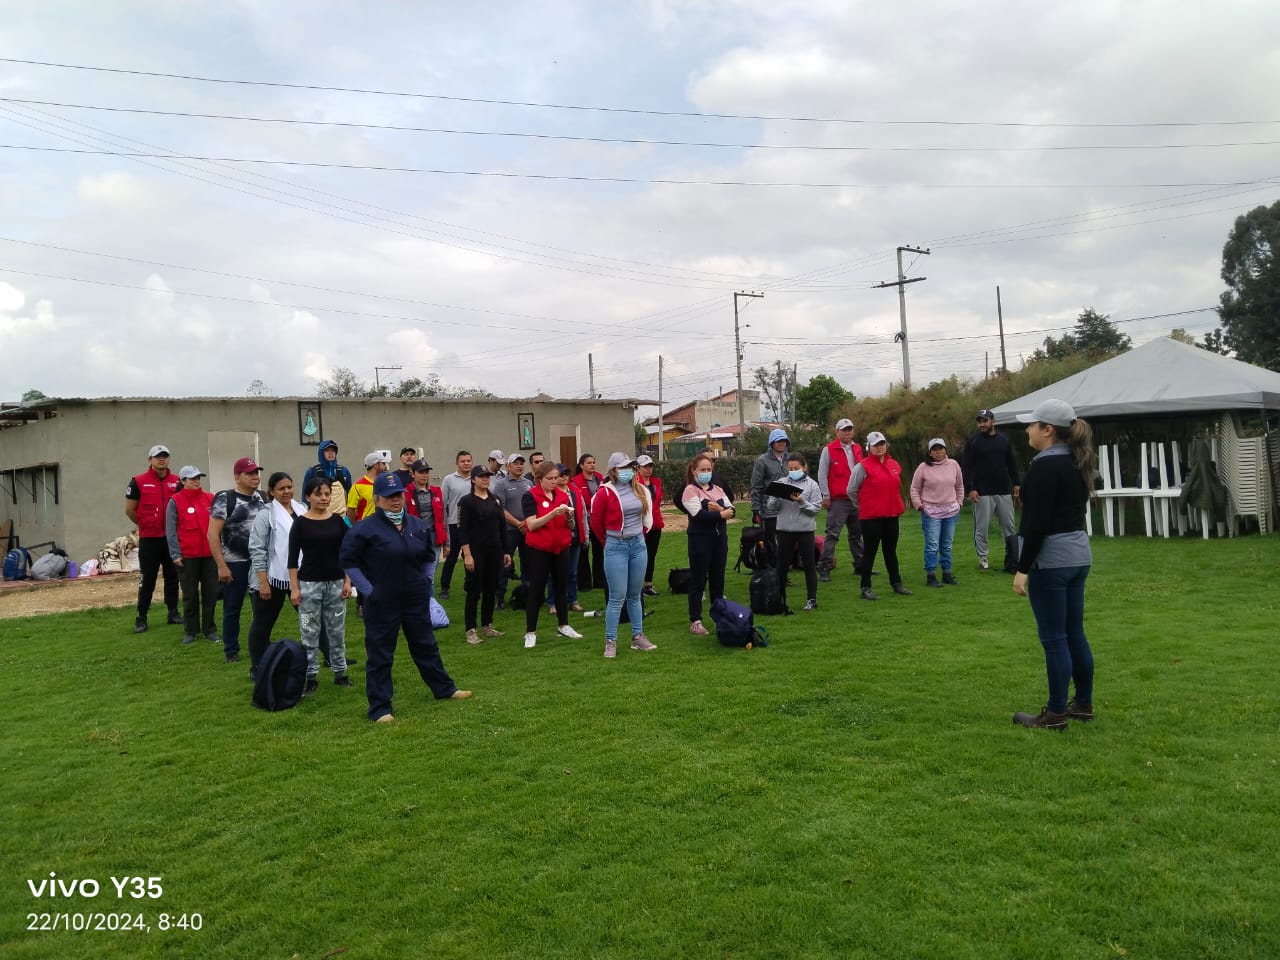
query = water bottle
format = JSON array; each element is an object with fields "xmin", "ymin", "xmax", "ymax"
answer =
[
  {"xmin": 583, "ymin": 609, "xmax": 602, "ymax": 618},
  {"xmin": 67, "ymin": 560, "xmax": 79, "ymax": 579}
]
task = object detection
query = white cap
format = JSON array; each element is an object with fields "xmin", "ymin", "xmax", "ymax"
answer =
[
  {"xmin": 1016, "ymin": 398, "xmax": 1077, "ymax": 429},
  {"xmin": 636, "ymin": 454, "xmax": 654, "ymax": 466},
  {"xmin": 148, "ymin": 444, "xmax": 171, "ymax": 458},
  {"xmin": 928, "ymin": 437, "xmax": 946, "ymax": 450},
  {"xmin": 488, "ymin": 449, "xmax": 504, "ymax": 462},
  {"xmin": 364, "ymin": 450, "xmax": 392, "ymax": 468},
  {"xmin": 606, "ymin": 451, "xmax": 637, "ymax": 471},
  {"xmin": 866, "ymin": 431, "xmax": 887, "ymax": 447},
  {"xmin": 506, "ymin": 452, "xmax": 526, "ymax": 464},
  {"xmin": 835, "ymin": 418, "xmax": 854, "ymax": 430},
  {"xmin": 178, "ymin": 465, "xmax": 205, "ymax": 479}
]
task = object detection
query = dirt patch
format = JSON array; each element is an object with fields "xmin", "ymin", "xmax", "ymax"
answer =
[{"xmin": 0, "ymin": 573, "xmax": 143, "ymax": 620}]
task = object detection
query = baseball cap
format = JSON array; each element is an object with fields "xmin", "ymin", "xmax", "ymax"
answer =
[
  {"xmin": 410, "ymin": 459, "xmax": 432, "ymax": 473},
  {"xmin": 488, "ymin": 449, "xmax": 504, "ymax": 462},
  {"xmin": 148, "ymin": 444, "xmax": 171, "ymax": 458},
  {"xmin": 470, "ymin": 464, "xmax": 493, "ymax": 479},
  {"xmin": 178, "ymin": 465, "xmax": 205, "ymax": 479},
  {"xmin": 928, "ymin": 437, "xmax": 947, "ymax": 450},
  {"xmin": 835, "ymin": 418, "xmax": 854, "ymax": 430},
  {"xmin": 866, "ymin": 431, "xmax": 887, "ymax": 447},
  {"xmin": 607, "ymin": 451, "xmax": 637, "ymax": 471},
  {"xmin": 636, "ymin": 454, "xmax": 654, "ymax": 466},
  {"xmin": 1016, "ymin": 399, "xmax": 1077, "ymax": 429},
  {"xmin": 400, "ymin": 446, "xmax": 417, "ymax": 456},
  {"xmin": 233, "ymin": 457, "xmax": 262, "ymax": 474},
  {"xmin": 372, "ymin": 473, "xmax": 406, "ymax": 497},
  {"xmin": 506, "ymin": 453, "xmax": 526, "ymax": 464},
  {"xmin": 555, "ymin": 463, "xmax": 568, "ymax": 473},
  {"xmin": 976, "ymin": 409, "xmax": 995, "ymax": 421},
  {"xmin": 364, "ymin": 450, "xmax": 392, "ymax": 468}
]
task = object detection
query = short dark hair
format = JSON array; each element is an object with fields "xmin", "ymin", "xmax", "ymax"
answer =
[
  {"xmin": 303, "ymin": 476, "xmax": 331, "ymax": 499},
  {"xmin": 455, "ymin": 450, "xmax": 471, "ymax": 461},
  {"xmin": 787, "ymin": 453, "xmax": 807, "ymax": 467},
  {"xmin": 400, "ymin": 446, "xmax": 416, "ymax": 456}
]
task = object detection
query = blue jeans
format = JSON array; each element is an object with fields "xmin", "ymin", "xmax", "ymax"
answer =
[
  {"xmin": 220, "ymin": 560, "xmax": 251, "ymax": 657},
  {"xmin": 1027, "ymin": 564, "xmax": 1093, "ymax": 712},
  {"xmin": 920, "ymin": 513, "xmax": 959, "ymax": 572},
  {"xmin": 603, "ymin": 535, "xmax": 646, "ymax": 640}
]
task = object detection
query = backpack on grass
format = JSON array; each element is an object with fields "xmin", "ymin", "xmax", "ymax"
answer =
[
  {"xmin": 749, "ymin": 566, "xmax": 786, "ymax": 616},
  {"xmin": 709, "ymin": 597, "xmax": 770, "ymax": 649},
  {"xmin": 252, "ymin": 640, "xmax": 308, "ymax": 712},
  {"xmin": 734, "ymin": 525, "xmax": 774, "ymax": 573},
  {"xmin": 667, "ymin": 567, "xmax": 692, "ymax": 594}
]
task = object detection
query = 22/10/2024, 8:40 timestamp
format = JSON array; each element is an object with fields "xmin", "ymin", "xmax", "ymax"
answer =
[{"xmin": 27, "ymin": 912, "xmax": 203, "ymax": 933}]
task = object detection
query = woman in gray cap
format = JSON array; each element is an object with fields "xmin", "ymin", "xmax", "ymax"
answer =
[
  {"xmin": 1011, "ymin": 399, "xmax": 1096, "ymax": 731},
  {"xmin": 589, "ymin": 452, "xmax": 656, "ymax": 658}
]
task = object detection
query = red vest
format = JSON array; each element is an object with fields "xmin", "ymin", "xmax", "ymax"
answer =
[
  {"xmin": 825, "ymin": 439, "xmax": 863, "ymax": 500},
  {"xmin": 132, "ymin": 468, "xmax": 181, "ymax": 538},
  {"xmin": 173, "ymin": 487, "xmax": 214, "ymax": 558},
  {"xmin": 524, "ymin": 487, "xmax": 573, "ymax": 554},
  {"xmin": 645, "ymin": 475, "xmax": 665, "ymax": 530},
  {"xmin": 856, "ymin": 455, "xmax": 904, "ymax": 520}
]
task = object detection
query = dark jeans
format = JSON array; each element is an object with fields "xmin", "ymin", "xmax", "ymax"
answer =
[
  {"xmin": 498, "ymin": 527, "xmax": 528, "ymax": 602},
  {"xmin": 643, "ymin": 528, "xmax": 662, "ymax": 583},
  {"xmin": 247, "ymin": 583, "xmax": 291, "ymax": 669},
  {"xmin": 463, "ymin": 544, "xmax": 503, "ymax": 630},
  {"xmin": 524, "ymin": 546, "xmax": 570, "ymax": 632},
  {"xmin": 178, "ymin": 556, "xmax": 218, "ymax": 635},
  {"xmin": 820, "ymin": 496, "xmax": 864, "ymax": 569},
  {"xmin": 363, "ymin": 600, "xmax": 456, "ymax": 722},
  {"xmin": 220, "ymin": 559, "xmax": 251, "ymax": 657},
  {"xmin": 687, "ymin": 530, "xmax": 727, "ymax": 624},
  {"xmin": 859, "ymin": 516, "xmax": 902, "ymax": 588},
  {"xmin": 1027, "ymin": 564, "xmax": 1094, "ymax": 712},
  {"xmin": 439, "ymin": 524, "xmax": 462, "ymax": 591},
  {"xmin": 776, "ymin": 529, "xmax": 817, "ymax": 605},
  {"xmin": 136, "ymin": 536, "xmax": 179, "ymax": 618}
]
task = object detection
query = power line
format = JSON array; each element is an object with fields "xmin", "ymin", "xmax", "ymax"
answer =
[{"xmin": 3, "ymin": 57, "xmax": 1275, "ymax": 128}]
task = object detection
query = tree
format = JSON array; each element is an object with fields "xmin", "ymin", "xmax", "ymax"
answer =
[
  {"xmin": 1199, "ymin": 327, "xmax": 1230, "ymax": 356},
  {"xmin": 20, "ymin": 388, "xmax": 47, "ymax": 403},
  {"xmin": 314, "ymin": 367, "xmax": 494, "ymax": 399},
  {"xmin": 1029, "ymin": 307, "xmax": 1131, "ymax": 363},
  {"xmin": 245, "ymin": 379, "xmax": 272, "ymax": 397},
  {"xmin": 751, "ymin": 361, "xmax": 797, "ymax": 423},
  {"xmin": 1217, "ymin": 200, "xmax": 1280, "ymax": 371},
  {"xmin": 794, "ymin": 374, "xmax": 853, "ymax": 427},
  {"xmin": 1169, "ymin": 328, "xmax": 1196, "ymax": 346},
  {"xmin": 315, "ymin": 367, "xmax": 369, "ymax": 398}
]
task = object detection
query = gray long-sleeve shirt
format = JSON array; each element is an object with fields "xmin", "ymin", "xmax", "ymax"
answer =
[
  {"xmin": 766, "ymin": 476, "xmax": 822, "ymax": 533},
  {"xmin": 441, "ymin": 471, "xmax": 473, "ymax": 526}
]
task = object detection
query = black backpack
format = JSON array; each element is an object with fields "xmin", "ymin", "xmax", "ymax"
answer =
[
  {"xmin": 735, "ymin": 525, "xmax": 774, "ymax": 573},
  {"xmin": 667, "ymin": 567, "xmax": 692, "ymax": 594},
  {"xmin": 252, "ymin": 640, "xmax": 308, "ymax": 712},
  {"xmin": 749, "ymin": 567, "xmax": 787, "ymax": 616}
]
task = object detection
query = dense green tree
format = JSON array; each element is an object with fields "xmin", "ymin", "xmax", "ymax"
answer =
[
  {"xmin": 1199, "ymin": 327, "xmax": 1230, "ymax": 356},
  {"xmin": 794, "ymin": 374, "xmax": 854, "ymax": 427},
  {"xmin": 1216, "ymin": 200, "xmax": 1280, "ymax": 371},
  {"xmin": 315, "ymin": 367, "xmax": 492, "ymax": 399},
  {"xmin": 20, "ymin": 388, "xmax": 47, "ymax": 403},
  {"xmin": 1029, "ymin": 307, "xmax": 1130, "ymax": 363}
]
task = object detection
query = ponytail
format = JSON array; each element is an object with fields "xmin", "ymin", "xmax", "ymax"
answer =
[{"xmin": 1065, "ymin": 417, "xmax": 1096, "ymax": 494}]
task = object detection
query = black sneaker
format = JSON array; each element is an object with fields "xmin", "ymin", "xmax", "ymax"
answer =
[
  {"xmin": 439, "ymin": 588, "xmax": 449, "ymax": 600},
  {"xmin": 642, "ymin": 586, "xmax": 659, "ymax": 597},
  {"xmin": 817, "ymin": 568, "xmax": 831, "ymax": 583},
  {"xmin": 182, "ymin": 633, "xmax": 197, "ymax": 645},
  {"xmin": 302, "ymin": 677, "xmax": 319, "ymax": 697},
  {"xmin": 225, "ymin": 653, "xmax": 240, "ymax": 664},
  {"xmin": 860, "ymin": 587, "xmax": 879, "ymax": 601},
  {"xmin": 334, "ymin": 674, "xmax": 354, "ymax": 688},
  {"xmin": 803, "ymin": 599, "xmax": 818, "ymax": 611},
  {"xmin": 166, "ymin": 609, "xmax": 183, "ymax": 625},
  {"xmin": 204, "ymin": 631, "xmax": 221, "ymax": 643},
  {"xmin": 133, "ymin": 617, "xmax": 148, "ymax": 634},
  {"xmin": 891, "ymin": 582, "xmax": 913, "ymax": 596},
  {"xmin": 941, "ymin": 571, "xmax": 958, "ymax": 585},
  {"xmin": 926, "ymin": 573, "xmax": 942, "ymax": 588},
  {"xmin": 346, "ymin": 657, "xmax": 359, "ymax": 667}
]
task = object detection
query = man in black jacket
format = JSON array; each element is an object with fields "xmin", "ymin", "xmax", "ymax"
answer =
[{"xmin": 961, "ymin": 409, "xmax": 1021, "ymax": 572}]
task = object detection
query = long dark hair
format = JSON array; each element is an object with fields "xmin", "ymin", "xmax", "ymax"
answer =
[
  {"xmin": 574, "ymin": 453, "xmax": 595, "ymax": 477},
  {"xmin": 266, "ymin": 471, "xmax": 292, "ymax": 494},
  {"xmin": 1044, "ymin": 419, "xmax": 1097, "ymax": 494}
]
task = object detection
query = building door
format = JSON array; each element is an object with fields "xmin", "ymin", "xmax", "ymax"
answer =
[
  {"xmin": 558, "ymin": 437, "xmax": 577, "ymax": 470},
  {"xmin": 550, "ymin": 424, "xmax": 580, "ymax": 471},
  {"xmin": 208, "ymin": 431, "xmax": 258, "ymax": 492}
]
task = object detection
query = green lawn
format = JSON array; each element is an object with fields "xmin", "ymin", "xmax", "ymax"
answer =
[{"xmin": 2, "ymin": 521, "xmax": 1278, "ymax": 960}]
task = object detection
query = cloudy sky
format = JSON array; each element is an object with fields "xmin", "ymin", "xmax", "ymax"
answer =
[{"xmin": 1, "ymin": 1, "xmax": 1277, "ymax": 414}]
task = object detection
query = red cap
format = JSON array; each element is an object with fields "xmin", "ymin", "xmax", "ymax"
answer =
[{"xmin": 233, "ymin": 457, "xmax": 262, "ymax": 474}]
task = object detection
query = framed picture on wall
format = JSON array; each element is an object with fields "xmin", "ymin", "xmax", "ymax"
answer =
[
  {"xmin": 517, "ymin": 412, "xmax": 535, "ymax": 450},
  {"xmin": 298, "ymin": 402, "xmax": 322, "ymax": 445}
]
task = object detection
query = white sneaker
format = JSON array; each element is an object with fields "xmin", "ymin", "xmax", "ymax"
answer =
[
  {"xmin": 523, "ymin": 632, "xmax": 537, "ymax": 649},
  {"xmin": 557, "ymin": 624, "xmax": 583, "ymax": 639}
]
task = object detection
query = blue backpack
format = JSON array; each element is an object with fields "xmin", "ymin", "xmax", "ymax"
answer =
[
  {"xmin": 251, "ymin": 640, "xmax": 308, "ymax": 712},
  {"xmin": 709, "ymin": 597, "xmax": 770, "ymax": 649},
  {"xmin": 3, "ymin": 547, "xmax": 32, "ymax": 581}
]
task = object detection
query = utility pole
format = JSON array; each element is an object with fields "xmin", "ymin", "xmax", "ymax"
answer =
[
  {"xmin": 791, "ymin": 363, "xmax": 798, "ymax": 427},
  {"xmin": 733, "ymin": 291, "xmax": 763, "ymax": 433},
  {"xmin": 657, "ymin": 355, "xmax": 664, "ymax": 463},
  {"xmin": 996, "ymin": 285, "xmax": 1008, "ymax": 374},
  {"xmin": 873, "ymin": 246, "xmax": 929, "ymax": 389},
  {"xmin": 588, "ymin": 353, "xmax": 595, "ymax": 398},
  {"xmin": 374, "ymin": 365, "xmax": 402, "ymax": 392}
]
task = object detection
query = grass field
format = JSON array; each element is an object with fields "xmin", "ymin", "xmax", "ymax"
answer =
[{"xmin": 2, "ymin": 521, "xmax": 1278, "ymax": 960}]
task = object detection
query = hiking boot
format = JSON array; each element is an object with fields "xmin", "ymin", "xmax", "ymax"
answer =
[
  {"xmin": 524, "ymin": 632, "xmax": 537, "ymax": 649},
  {"xmin": 182, "ymin": 633, "xmax": 197, "ymax": 645},
  {"xmin": 630, "ymin": 634, "xmax": 656, "ymax": 652},
  {"xmin": 133, "ymin": 616, "xmax": 148, "ymax": 634},
  {"xmin": 690, "ymin": 621, "xmax": 709, "ymax": 636},
  {"xmin": 333, "ymin": 673, "xmax": 353, "ymax": 688},
  {"xmin": 557, "ymin": 624, "xmax": 583, "ymax": 639},
  {"xmin": 818, "ymin": 566, "xmax": 831, "ymax": 583},
  {"xmin": 225, "ymin": 653, "xmax": 240, "ymax": 663},
  {"xmin": 1013, "ymin": 706, "xmax": 1068, "ymax": 730},
  {"xmin": 941, "ymin": 571, "xmax": 958, "ymax": 585},
  {"xmin": 892, "ymin": 582, "xmax": 913, "ymax": 596},
  {"xmin": 603, "ymin": 639, "xmax": 617, "ymax": 658},
  {"xmin": 481, "ymin": 625, "xmax": 504, "ymax": 638},
  {"xmin": 205, "ymin": 631, "xmax": 221, "ymax": 643},
  {"xmin": 925, "ymin": 572, "xmax": 942, "ymax": 588},
  {"xmin": 803, "ymin": 599, "xmax": 818, "ymax": 611},
  {"xmin": 302, "ymin": 677, "xmax": 319, "ymax": 697},
  {"xmin": 860, "ymin": 587, "xmax": 879, "ymax": 601},
  {"xmin": 167, "ymin": 609, "xmax": 183, "ymax": 625},
  {"xmin": 1066, "ymin": 699, "xmax": 1094, "ymax": 722},
  {"xmin": 642, "ymin": 585, "xmax": 659, "ymax": 597},
  {"xmin": 979, "ymin": 557, "xmax": 990, "ymax": 571},
  {"xmin": 465, "ymin": 628, "xmax": 484, "ymax": 645}
]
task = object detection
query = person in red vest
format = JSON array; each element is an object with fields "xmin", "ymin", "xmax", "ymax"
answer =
[
  {"xmin": 405, "ymin": 459, "xmax": 447, "ymax": 589},
  {"xmin": 816, "ymin": 418, "xmax": 865, "ymax": 582},
  {"xmin": 846, "ymin": 431, "xmax": 913, "ymax": 601},
  {"xmin": 518, "ymin": 461, "xmax": 584, "ymax": 649},
  {"xmin": 165, "ymin": 466, "xmax": 218, "ymax": 644},
  {"xmin": 570, "ymin": 453, "xmax": 606, "ymax": 591},
  {"xmin": 125, "ymin": 443, "xmax": 182, "ymax": 634},
  {"xmin": 637, "ymin": 454, "xmax": 665, "ymax": 596}
]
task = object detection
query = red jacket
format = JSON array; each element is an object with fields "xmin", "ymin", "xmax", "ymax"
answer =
[
  {"xmin": 825, "ymin": 439, "xmax": 863, "ymax": 501},
  {"xmin": 524, "ymin": 487, "xmax": 573, "ymax": 554},
  {"xmin": 590, "ymin": 483, "xmax": 653, "ymax": 542},
  {"xmin": 855, "ymin": 455, "xmax": 905, "ymax": 520},
  {"xmin": 173, "ymin": 487, "xmax": 214, "ymax": 558},
  {"xmin": 643, "ymin": 475, "xmax": 665, "ymax": 530},
  {"xmin": 570, "ymin": 470, "xmax": 604, "ymax": 504},
  {"xmin": 405, "ymin": 483, "xmax": 447, "ymax": 545},
  {"xmin": 565, "ymin": 485, "xmax": 589, "ymax": 545},
  {"xmin": 131, "ymin": 467, "xmax": 181, "ymax": 538}
]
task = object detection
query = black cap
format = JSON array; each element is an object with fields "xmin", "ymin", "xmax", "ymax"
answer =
[
  {"xmin": 976, "ymin": 409, "xmax": 995, "ymax": 420},
  {"xmin": 400, "ymin": 446, "xmax": 417, "ymax": 456},
  {"xmin": 470, "ymin": 465, "xmax": 493, "ymax": 479},
  {"xmin": 411, "ymin": 459, "xmax": 432, "ymax": 473}
]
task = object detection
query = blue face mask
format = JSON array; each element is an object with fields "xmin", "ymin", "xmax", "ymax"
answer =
[
  {"xmin": 788, "ymin": 469, "xmax": 805, "ymax": 481},
  {"xmin": 616, "ymin": 469, "xmax": 635, "ymax": 484},
  {"xmin": 696, "ymin": 471, "xmax": 712, "ymax": 485},
  {"xmin": 384, "ymin": 509, "xmax": 405, "ymax": 523}
]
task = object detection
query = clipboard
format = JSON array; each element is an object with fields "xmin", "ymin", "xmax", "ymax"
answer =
[{"xmin": 765, "ymin": 480, "xmax": 803, "ymax": 499}]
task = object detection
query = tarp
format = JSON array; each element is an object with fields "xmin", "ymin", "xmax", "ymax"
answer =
[{"xmin": 993, "ymin": 337, "xmax": 1280, "ymax": 424}]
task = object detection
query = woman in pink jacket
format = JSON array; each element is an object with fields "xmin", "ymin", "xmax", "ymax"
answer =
[{"xmin": 909, "ymin": 437, "xmax": 966, "ymax": 588}]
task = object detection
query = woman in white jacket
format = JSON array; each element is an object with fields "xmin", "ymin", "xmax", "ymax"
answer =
[
  {"xmin": 766, "ymin": 453, "xmax": 823, "ymax": 611},
  {"xmin": 246, "ymin": 471, "xmax": 307, "ymax": 680}
]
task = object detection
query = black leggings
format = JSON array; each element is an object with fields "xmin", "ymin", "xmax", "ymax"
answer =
[
  {"xmin": 463, "ymin": 545, "xmax": 502, "ymax": 630},
  {"xmin": 687, "ymin": 531, "xmax": 727, "ymax": 623},
  {"xmin": 247, "ymin": 583, "xmax": 291, "ymax": 667},
  {"xmin": 439, "ymin": 524, "xmax": 463, "ymax": 590},
  {"xmin": 776, "ymin": 529, "xmax": 817, "ymax": 605},
  {"xmin": 643, "ymin": 529, "xmax": 662, "ymax": 583},
  {"xmin": 859, "ymin": 516, "xmax": 902, "ymax": 588},
  {"xmin": 524, "ymin": 547, "xmax": 570, "ymax": 632}
]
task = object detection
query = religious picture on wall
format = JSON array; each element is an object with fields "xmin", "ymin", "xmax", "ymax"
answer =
[
  {"xmin": 518, "ymin": 413, "xmax": 535, "ymax": 450},
  {"xmin": 298, "ymin": 402, "xmax": 322, "ymax": 445}
]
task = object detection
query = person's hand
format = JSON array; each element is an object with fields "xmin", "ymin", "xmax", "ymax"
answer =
[
  {"xmin": 217, "ymin": 564, "xmax": 232, "ymax": 584},
  {"xmin": 503, "ymin": 553, "xmax": 512, "ymax": 568},
  {"xmin": 258, "ymin": 584, "xmax": 272, "ymax": 600},
  {"xmin": 442, "ymin": 545, "xmax": 451, "ymax": 558},
  {"xmin": 967, "ymin": 490, "xmax": 980, "ymax": 504},
  {"xmin": 518, "ymin": 520, "xmax": 528, "ymax": 534},
  {"xmin": 821, "ymin": 497, "xmax": 831, "ymax": 509},
  {"xmin": 173, "ymin": 558, "xmax": 183, "ymax": 569},
  {"xmin": 463, "ymin": 555, "xmax": 475, "ymax": 572},
  {"xmin": 790, "ymin": 492, "xmax": 803, "ymax": 502},
  {"xmin": 290, "ymin": 589, "xmax": 301, "ymax": 608},
  {"xmin": 752, "ymin": 512, "xmax": 761, "ymax": 524},
  {"xmin": 341, "ymin": 582, "xmax": 352, "ymax": 599},
  {"xmin": 1013, "ymin": 572, "xmax": 1028, "ymax": 596}
]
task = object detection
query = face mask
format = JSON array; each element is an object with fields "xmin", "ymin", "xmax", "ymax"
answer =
[
  {"xmin": 788, "ymin": 469, "xmax": 805, "ymax": 481},
  {"xmin": 384, "ymin": 509, "xmax": 405, "ymax": 523},
  {"xmin": 696, "ymin": 471, "xmax": 712, "ymax": 485},
  {"xmin": 616, "ymin": 469, "xmax": 635, "ymax": 484}
]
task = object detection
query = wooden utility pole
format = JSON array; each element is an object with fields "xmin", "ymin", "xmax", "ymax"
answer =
[
  {"xmin": 374, "ymin": 365, "xmax": 402, "ymax": 391},
  {"xmin": 657, "ymin": 355, "xmax": 664, "ymax": 463},
  {"xmin": 733, "ymin": 291, "xmax": 763, "ymax": 432},
  {"xmin": 588, "ymin": 353, "xmax": 595, "ymax": 398},
  {"xmin": 873, "ymin": 246, "xmax": 929, "ymax": 389},
  {"xmin": 996, "ymin": 286, "xmax": 1008, "ymax": 374}
]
